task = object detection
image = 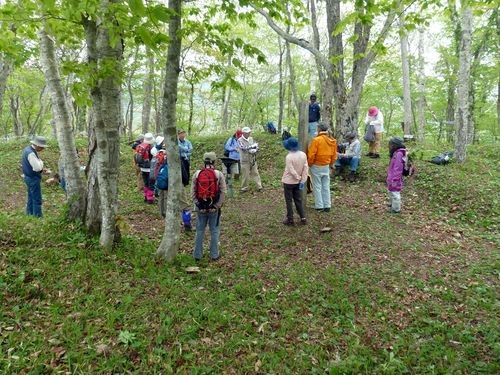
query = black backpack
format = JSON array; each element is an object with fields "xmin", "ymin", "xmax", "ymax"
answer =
[{"xmin": 402, "ymin": 153, "xmax": 416, "ymax": 177}]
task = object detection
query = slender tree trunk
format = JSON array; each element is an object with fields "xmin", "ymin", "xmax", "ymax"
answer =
[
  {"xmin": 38, "ymin": 27, "xmax": 86, "ymax": 220},
  {"xmin": 85, "ymin": 109, "xmax": 102, "ymax": 235},
  {"xmin": 126, "ymin": 46, "xmax": 138, "ymax": 138},
  {"xmin": 221, "ymin": 54, "xmax": 232, "ymax": 131},
  {"xmin": 455, "ymin": 6, "xmax": 472, "ymax": 163},
  {"xmin": 0, "ymin": 54, "xmax": 13, "ymax": 124},
  {"xmin": 157, "ymin": 0, "xmax": 183, "ymax": 261},
  {"xmin": 142, "ymin": 50, "xmax": 154, "ymax": 135},
  {"xmin": 309, "ymin": 0, "xmax": 326, "ymax": 100},
  {"xmin": 9, "ymin": 95, "xmax": 23, "ymax": 136},
  {"xmin": 286, "ymin": 42, "xmax": 299, "ymax": 115},
  {"xmin": 400, "ymin": 11, "xmax": 413, "ymax": 137},
  {"xmin": 416, "ymin": 28, "xmax": 426, "ymax": 142},
  {"xmin": 277, "ymin": 37, "xmax": 285, "ymax": 133},
  {"xmin": 188, "ymin": 80, "xmax": 194, "ymax": 135}
]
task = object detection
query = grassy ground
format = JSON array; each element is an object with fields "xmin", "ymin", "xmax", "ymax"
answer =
[{"xmin": 0, "ymin": 134, "xmax": 498, "ymax": 374}]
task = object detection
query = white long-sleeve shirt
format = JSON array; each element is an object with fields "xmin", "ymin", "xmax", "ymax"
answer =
[
  {"xmin": 28, "ymin": 147, "xmax": 44, "ymax": 172},
  {"xmin": 365, "ymin": 111, "xmax": 384, "ymax": 133}
]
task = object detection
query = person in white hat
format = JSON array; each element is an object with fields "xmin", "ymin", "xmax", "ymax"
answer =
[
  {"xmin": 237, "ymin": 127, "xmax": 263, "ymax": 192},
  {"xmin": 22, "ymin": 136, "xmax": 48, "ymax": 217},
  {"xmin": 135, "ymin": 132, "xmax": 156, "ymax": 204}
]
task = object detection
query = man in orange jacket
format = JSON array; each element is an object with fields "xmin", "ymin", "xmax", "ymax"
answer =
[{"xmin": 307, "ymin": 123, "xmax": 337, "ymax": 212}]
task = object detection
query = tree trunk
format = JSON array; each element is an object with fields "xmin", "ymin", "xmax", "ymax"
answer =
[
  {"xmin": 157, "ymin": 0, "xmax": 183, "ymax": 261},
  {"xmin": 277, "ymin": 37, "xmax": 285, "ymax": 133},
  {"xmin": 9, "ymin": 95, "xmax": 23, "ymax": 136},
  {"xmin": 188, "ymin": 81, "xmax": 194, "ymax": 135},
  {"xmin": 309, "ymin": 0, "xmax": 326, "ymax": 100},
  {"xmin": 454, "ymin": 6, "xmax": 472, "ymax": 163},
  {"xmin": 400, "ymin": 11, "xmax": 413, "ymax": 137},
  {"xmin": 85, "ymin": 110, "xmax": 102, "ymax": 235},
  {"xmin": 126, "ymin": 46, "xmax": 138, "ymax": 138},
  {"xmin": 0, "ymin": 54, "xmax": 13, "ymax": 124},
  {"xmin": 38, "ymin": 27, "xmax": 86, "ymax": 220},
  {"xmin": 416, "ymin": 28, "xmax": 426, "ymax": 142},
  {"xmin": 142, "ymin": 50, "xmax": 154, "ymax": 135},
  {"xmin": 285, "ymin": 42, "xmax": 299, "ymax": 116}
]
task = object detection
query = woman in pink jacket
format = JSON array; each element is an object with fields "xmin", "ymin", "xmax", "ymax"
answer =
[
  {"xmin": 281, "ymin": 137, "xmax": 309, "ymax": 225},
  {"xmin": 387, "ymin": 137, "xmax": 406, "ymax": 213}
]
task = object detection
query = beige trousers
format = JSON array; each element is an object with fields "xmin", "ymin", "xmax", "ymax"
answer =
[{"xmin": 368, "ymin": 132, "xmax": 382, "ymax": 154}]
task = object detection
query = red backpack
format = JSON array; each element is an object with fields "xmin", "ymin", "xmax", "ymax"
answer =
[
  {"xmin": 134, "ymin": 143, "xmax": 151, "ymax": 168},
  {"xmin": 195, "ymin": 168, "xmax": 220, "ymax": 209}
]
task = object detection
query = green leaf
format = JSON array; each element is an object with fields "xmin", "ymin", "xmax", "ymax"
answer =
[
  {"xmin": 151, "ymin": 5, "xmax": 172, "ymax": 23},
  {"xmin": 127, "ymin": 0, "xmax": 145, "ymax": 17}
]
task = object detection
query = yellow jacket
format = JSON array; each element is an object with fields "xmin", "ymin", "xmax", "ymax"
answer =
[{"xmin": 308, "ymin": 132, "xmax": 337, "ymax": 166}]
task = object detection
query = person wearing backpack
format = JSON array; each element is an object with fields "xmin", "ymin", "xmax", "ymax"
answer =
[
  {"xmin": 131, "ymin": 134, "xmax": 144, "ymax": 192},
  {"xmin": 223, "ymin": 129, "xmax": 242, "ymax": 179},
  {"xmin": 364, "ymin": 106, "xmax": 384, "ymax": 158},
  {"xmin": 386, "ymin": 137, "xmax": 407, "ymax": 214},
  {"xmin": 154, "ymin": 149, "xmax": 169, "ymax": 218},
  {"xmin": 134, "ymin": 132, "xmax": 155, "ymax": 204},
  {"xmin": 192, "ymin": 152, "xmax": 227, "ymax": 261},
  {"xmin": 237, "ymin": 127, "xmax": 263, "ymax": 193}
]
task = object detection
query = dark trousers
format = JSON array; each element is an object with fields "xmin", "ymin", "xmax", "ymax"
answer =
[
  {"xmin": 24, "ymin": 176, "xmax": 42, "ymax": 217},
  {"xmin": 283, "ymin": 183, "xmax": 305, "ymax": 219},
  {"xmin": 181, "ymin": 159, "xmax": 190, "ymax": 187}
]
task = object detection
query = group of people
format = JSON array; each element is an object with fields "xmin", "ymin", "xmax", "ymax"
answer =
[{"xmin": 21, "ymin": 101, "xmax": 407, "ymax": 262}]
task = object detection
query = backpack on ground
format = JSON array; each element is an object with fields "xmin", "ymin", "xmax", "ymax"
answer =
[
  {"xmin": 267, "ymin": 121, "xmax": 277, "ymax": 134},
  {"xmin": 195, "ymin": 168, "xmax": 220, "ymax": 209},
  {"xmin": 430, "ymin": 151, "xmax": 453, "ymax": 165},
  {"xmin": 134, "ymin": 143, "xmax": 151, "ymax": 168},
  {"xmin": 282, "ymin": 130, "xmax": 292, "ymax": 141},
  {"xmin": 156, "ymin": 162, "xmax": 169, "ymax": 190},
  {"xmin": 402, "ymin": 152, "xmax": 416, "ymax": 177}
]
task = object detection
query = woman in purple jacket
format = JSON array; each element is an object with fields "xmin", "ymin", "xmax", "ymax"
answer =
[{"xmin": 387, "ymin": 137, "xmax": 406, "ymax": 213}]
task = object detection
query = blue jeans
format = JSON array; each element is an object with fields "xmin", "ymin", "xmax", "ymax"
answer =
[
  {"xmin": 310, "ymin": 165, "xmax": 331, "ymax": 209},
  {"xmin": 308, "ymin": 122, "xmax": 318, "ymax": 139},
  {"xmin": 193, "ymin": 210, "xmax": 220, "ymax": 260},
  {"xmin": 24, "ymin": 176, "xmax": 43, "ymax": 217},
  {"xmin": 335, "ymin": 156, "xmax": 360, "ymax": 172}
]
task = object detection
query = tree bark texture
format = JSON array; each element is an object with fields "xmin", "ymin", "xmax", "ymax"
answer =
[
  {"xmin": 9, "ymin": 95, "xmax": 23, "ymax": 136},
  {"xmin": 157, "ymin": 0, "xmax": 183, "ymax": 262},
  {"xmin": 38, "ymin": 27, "xmax": 86, "ymax": 221},
  {"xmin": 0, "ymin": 54, "xmax": 13, "ymax": 125},
  {"xmin": 277, "ymin": 37, "xmax": 285, "ymax": 133},
  {"xmin": 141, "ymin": 50, "xmax": 154, "ymax": 135},
  {"xmin": 399, "ymin": 12, "xmax": 413, "ymax": 137},
  {"xmin": 455, "ymin": 6, "xmax": 472, "ymax": 163},
  {"xmin": 416, "ymin": 28, "xmax": 426, "ymax": 142}
]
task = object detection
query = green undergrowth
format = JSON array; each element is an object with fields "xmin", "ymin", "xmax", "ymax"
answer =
[{"xmin": 0, "ymin": 135, "xmax": 498, "ymax": 373}]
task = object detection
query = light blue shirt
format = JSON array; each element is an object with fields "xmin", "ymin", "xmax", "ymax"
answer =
[{"xmin": 178, "ymin": 138, "xmax": 193, "ymax": 160}]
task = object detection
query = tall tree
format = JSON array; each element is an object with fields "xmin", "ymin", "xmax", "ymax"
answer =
[
  {"xmin": 157, "ymin": 0, "xmax": 183, "ymax": 261},
  {"xmin": 399, "ymin": 7, "xmax": 413, "ymax": 137},
  {"xmin": 454, "ymin": 5, "xmax": 472, "ymax": 163},
  {"xmin": 142, "ymin": 49, "xmax": 154, "ymax": 135},
  {"xmin": 416, "ymin": 27, "xmax": 426, "ymax": 142}
]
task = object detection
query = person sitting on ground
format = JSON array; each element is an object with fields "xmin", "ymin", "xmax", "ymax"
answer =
[
  {"xmin": 192, "ymin": 152, "xmax": 227, "ymax": 261},
  {"xmin": 223, "ymin": 129, "xmax": 242, "ymax": 180},
  {"xmin": 334, "ymin": 132, "xmax": 361, "ymax": 182},
  {"xmin": 281, "ymin": 137, "xmax": 308, "ymax": 225},
  {"xmin": 387, "ymin": 137, "xmax": 406, "ymax": 214},
  {"xmin": 237, "ymin": 127, "xmax": 263, "ymax": 193}
]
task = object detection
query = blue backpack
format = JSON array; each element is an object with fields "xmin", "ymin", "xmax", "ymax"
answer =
[{"xmin": 156, "ymin": 163, "xmax": 169, "ymax": 190}]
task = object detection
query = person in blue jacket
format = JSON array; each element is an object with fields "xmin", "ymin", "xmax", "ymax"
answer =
[
  {"xmin": 21, "ymin": 136, "xmax": 48, "ymax": 217},
  {"xmin": 223, "ymin": 129, "xmax": 242, "ymax": 179},
  {"xmin": 308, "ymin": 93, "xmax": 321, "ymax": 139}
]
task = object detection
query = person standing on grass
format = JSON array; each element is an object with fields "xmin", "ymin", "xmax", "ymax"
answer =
[
  {"xmin": 135, "ymin": 132, "xmax": 155, "ymax": 204},
  {"xmin": 22, "ymin": 136, "xmax": 48, "ymax": 217},
  {"xmin": 281, "ymin": 137, "xmax": 308, "ymax": 225},
  {"xmin": 192, "ymin": 152, "xmax": 227, "ymax": 261},
  {"xmin": 308, "ymin": 93, "xmax": 321, "ymax": 139},
  {"xmin": 307, "ymin": 123, "xmax": 337, "ymax": 212},
  {"xmin": 132, "ymin": 134, "xmax": 144, "ymax": 192},
  {"xmin": 364, "ymin": 106, "xmax": 384, "ymax": 158},
  {"xmin": 387, "ymin": 137, "xmax": 406, "ymax": 214},
  {"xmin": 223, "ymin": 129, "xmax": 243, "ymax": 180},
  {"xmin": 237, "ymin": 127, "xmax": 263, "ymax": 193},
  {"xmin": 178, "ymin": 129, "xmax": 194, "ymax": 228}
]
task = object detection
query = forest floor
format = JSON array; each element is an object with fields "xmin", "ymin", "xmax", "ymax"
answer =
[{"xmin": 0, "ymin": 134, "xmax": 498, "ymax": 373}]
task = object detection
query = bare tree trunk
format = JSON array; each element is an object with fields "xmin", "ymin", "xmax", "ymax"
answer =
[
  {"xmin": 154, "ymin": 69, "xmax": 165, "ymax": 134},
  {"xmin": 157, "ymin": 0, "xmax": 183, "ymax": 261},
  {"xmin": 455, "ymin": 6, "xmax": 472, "ymax": 163},
  {"xmin": 309, "ymin": 0, "xmax": 326, "ymax": 100},
  {"xmin": 142, "ymin": 50, "xmax": 154, "ymax": 135},
  {"xmin": 277, "ymin": 37, "xmax": 285, "ymax": 133},
  {"xmin": 10, "ymin": 95, "xmax": 23, "ymax": 136},
  {"xmin": 416, "ymin": 28, "xmax": 426, "ymax": 142},
  {"xmin": 85, "ymin": 110, "xmax": 102, "ymax": 235},
  {"xmin": 188, "ymin": 81, "xmax": 194, "ymax": 135},
  {"xmin": 38, "ymin": 27, "xmax": 86, "ymax": 220},
  {"xmin": 286, "ymin": 42, "xmax": 299, "ymax": 115},
  {"xmin": 400, "ymin": 10, "xmax": 413, "ymax": 137},
  {"xmin": 126, "ymin": 46, "xmax": 138, "ymax": 138},
  {"xmin": 221, "ymin": 55, "xmax": 232, "ymax": 131},
  {"xmin": 0, "ymin": 54, "xmax": 13, "ymax": 124}
]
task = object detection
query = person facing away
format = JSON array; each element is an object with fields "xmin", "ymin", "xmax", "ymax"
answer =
[
  {"xmin": 136, "ymin": 132, "xmax": 155, "ymax": 204},
  {"xmin": 308, "ymin": 93, "xmax": 321, "ymax": 139},
  {"xmin": 132, "ymin": 134, "xmax": 145, "ymax": 192},
  {"xmin": 177, "ymin": 129, "xmax": 193, "ymax": 187},
  {"xmin": 334, "ymin": 132, "xmax": 361, "ymax": 182},
  {"xmin": 223, "ymin": 129, "xmax": 243, "ymax": 178},
  {"xmin": 22, "ymin": 136, "xmax": 48, "ymax": 217},
  {"xmin": 192, "ymin": 152, "xmax": 227, "ymax": 261},
  {"xmin": 365, "ymin": 106, "xmax": 384, "ymax": 158},
  {"xmin": 387, "ymin": 137, "xmax": 406, "ymax": 214},
  {"xmin": 307, "ymin": 122, "xmax": 337, "ymax": 212},
  {"xmin": 237, "ymin": 127, "xmax": 263, "ymax": 193},
  {"xmin": 281, "ymin": 137, "xmax": 309, "ymax": 226}
]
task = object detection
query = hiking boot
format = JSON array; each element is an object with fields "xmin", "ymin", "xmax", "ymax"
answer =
[
  {"xmin": 370, "ymin": 153, "xmax": 380, "ymax": 159},
  {"xmin": 365, "ymin": 152, "xmax": 373, "ymax": 157},
  {"xmin": 210, "ymin": 256, "xmax": 220, "ymax": 262},
  {"xmin": 333, "ymin": 168, "xmax": 341, "ymax": 177},
  {"xmin": 258, "ymin": 188, "xmax": 264, "ymax": 192},
  {"xmin": 282, "ymin": 218, "xmax": 294, "ymax": 226},
  {"xmin": 300, "ymin": 218, "xmax": 307, "ymax": 225},
  {"xmin": 348, "ymin": 171, "xmax": 356, "ymax": 182},
  {"xmin": 323, "ymin": 208, "xmax": 331, "ymax": 213},
  {"xmin": 386, "ymin": 209, "xmax": 401, "ymax": 214}
]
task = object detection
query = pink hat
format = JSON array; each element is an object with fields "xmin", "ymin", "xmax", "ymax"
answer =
[{"xmin": 368, "ymin": 106, "xmax": 379, "ymax": 117}]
